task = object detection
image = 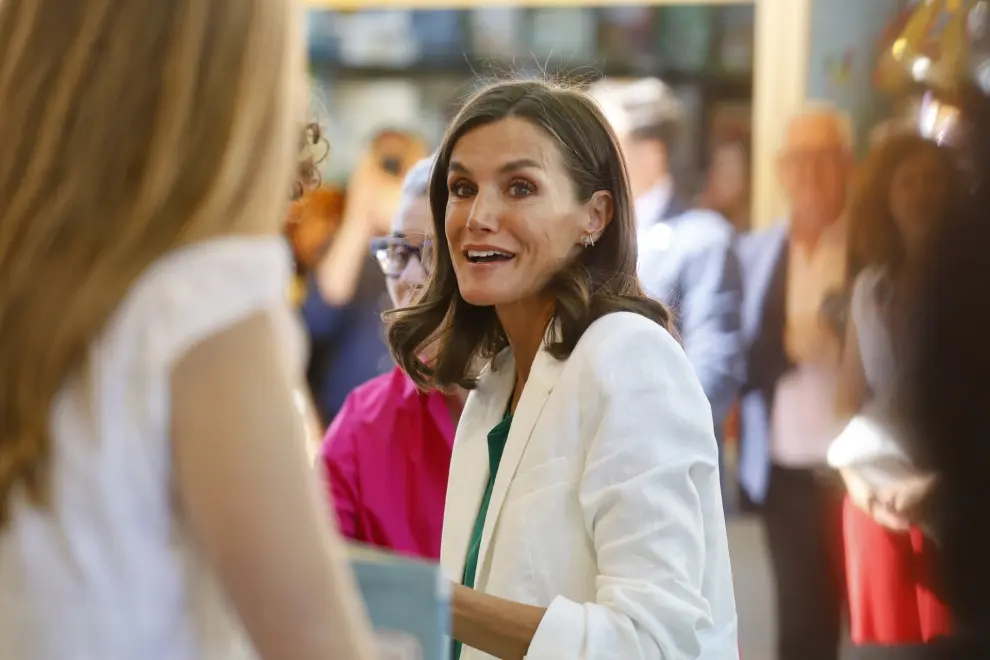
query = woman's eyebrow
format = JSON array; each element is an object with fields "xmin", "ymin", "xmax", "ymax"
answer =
[{"xmin": 448, "ymin": 158, "xmax": 543, "ymax": 175}]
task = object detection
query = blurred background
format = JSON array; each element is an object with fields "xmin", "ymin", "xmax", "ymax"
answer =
[
  {"xmin": 293, "ymin": 1, "xmax": 949, "ymax": 657},
  {"xmin": 301, "ymin": 0, "xmax": 916, "ymax": 226}
]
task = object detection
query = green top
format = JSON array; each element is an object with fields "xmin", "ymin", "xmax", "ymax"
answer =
[{"xmin": 453, "ymin": 406, "xmax": 513, "ymax": 660}]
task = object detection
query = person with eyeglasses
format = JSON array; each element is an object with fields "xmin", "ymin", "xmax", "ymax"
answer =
[
  {"xmin": 300, "ymin": 129, "xmax": 427, "ymax": 426},
  {"xmin": 319, "ymin": 156, "xmax": 465, "ymax": 560}
]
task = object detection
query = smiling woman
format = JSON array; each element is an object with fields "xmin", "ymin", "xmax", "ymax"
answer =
[
  {"xmin": 385, "ymin": 80, "xmax": 739, "ymax": 660},
  {"xmin": 388, "ymin": 81, "xmax": 672, "ymax": 389}
]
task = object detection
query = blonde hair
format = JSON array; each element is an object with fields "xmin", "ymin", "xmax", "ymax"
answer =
[{"xmin": 0, "ymin": 0, "xmax": 303, "ymax": 523}]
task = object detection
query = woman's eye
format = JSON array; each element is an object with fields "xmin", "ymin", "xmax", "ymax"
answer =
[
  {"xmin": 387, "ymin": 245, "xmax": 410, "ymax": 260},
  {"xmin": 449, "ymin": 181, "xmax": 475, "ymax": 198},
  {"xmin": 509, "ymin": 181, "xmax": 535, "ymax": 197}
]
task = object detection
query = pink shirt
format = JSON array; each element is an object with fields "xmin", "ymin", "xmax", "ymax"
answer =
[
  {"xmin": 772, "ymin": 220, "xmax": 846, "ymax": 467},
  {"xmin": 320, "ymin": 366, "xmax": 456, "ymax": 560}
]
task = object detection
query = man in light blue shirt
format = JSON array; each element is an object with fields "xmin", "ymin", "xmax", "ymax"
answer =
[{"xmin": 592, "ymin": 79, "xmax": 745, "ymax": 507}]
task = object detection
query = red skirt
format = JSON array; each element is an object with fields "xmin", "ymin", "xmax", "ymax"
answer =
[{"xmin": 842, "ymin": 496, "xmax": 952, "ymax": 645}]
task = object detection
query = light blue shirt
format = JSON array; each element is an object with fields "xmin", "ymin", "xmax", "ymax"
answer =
[{"xmin": 636, "ymin": 194, "xmax": 745, "ymax": 428}]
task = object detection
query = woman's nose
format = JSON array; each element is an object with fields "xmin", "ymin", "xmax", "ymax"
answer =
[
  {"xmin": 465, "ymin": 189, "xmax": 500, "ymax": 233},
  {"xmin": 398, "ymin": 255, "xmax": 426, "ymax": 288}
]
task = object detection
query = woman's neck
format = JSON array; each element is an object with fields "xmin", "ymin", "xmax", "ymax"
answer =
[
  {"xmin": 495, "ymin": 297, "xmax": 554, "ymax": 411},
  {"xmin": 891, "ymin": 252, "xmax": 928, "ymax": 298}
]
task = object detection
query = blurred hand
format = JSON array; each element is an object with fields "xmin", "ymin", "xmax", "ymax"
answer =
[
  {"xmin": 840, "ymin": 468, "xmax": 911, "ymax": 532},
  {"xmin": 840, "ymin": 467, "xmax": 877, "ymax": 514},
  {"xmin": 343, "ymin": 130, "xmax": 429, "ymax": 238},
  {"xmin": 878, "ymin": 473, "xmax": 937, "ymax": 525},
  {"xmin": 785, "ymin": 316, "xmax": 842, "ymax": 367},
  {"xmin": 820, "ymin": 289, "xmax": 849, "ymax": 344}
]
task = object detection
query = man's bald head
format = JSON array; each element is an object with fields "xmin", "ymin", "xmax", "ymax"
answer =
[
  {"xmin": 781, "ymin": 104, "xmax": 854, "ymax": 154},
  {"xmin": 777, "ymin": 103, "xmax": 856, "ymax": 239}
]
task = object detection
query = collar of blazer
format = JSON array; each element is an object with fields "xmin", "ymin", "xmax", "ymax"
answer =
[{"xmin": 442, "ymin": 331, "xmax": 569, "ymax": 588}]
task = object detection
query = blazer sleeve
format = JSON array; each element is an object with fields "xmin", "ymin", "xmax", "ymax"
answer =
[
  {"xmin": 526, "ymin": 319, "xmax": 738, "ymax": 659},
  {"xmin": 319, "ymin": 396, "xmax": 362, "ymax": 541}
]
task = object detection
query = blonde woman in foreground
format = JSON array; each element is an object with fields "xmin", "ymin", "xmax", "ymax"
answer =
[{"xmin": 0, "ymin": 1, "xmax": 376, "ymax": 659}]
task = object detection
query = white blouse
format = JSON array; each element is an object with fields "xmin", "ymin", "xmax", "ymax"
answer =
[{"xmin": 0, "ymin": 236, "xmax": 301, "ymax": 660}]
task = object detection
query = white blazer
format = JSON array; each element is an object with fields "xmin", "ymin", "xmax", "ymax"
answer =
[{"xmin": 442, "ymin": 312, "xmax": 739, "ymax": 659}]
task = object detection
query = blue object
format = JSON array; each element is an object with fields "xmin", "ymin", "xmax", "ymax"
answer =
[{"xmin": 349, "ymin": 543, "xmax": 451, "ymax": 660}]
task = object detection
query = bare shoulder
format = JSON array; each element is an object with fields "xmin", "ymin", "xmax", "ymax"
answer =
[
  {"xmin": 174, "ymin": 311, "xmax": 279, "ymax": 377},
  {"xmin": 172, "ymin": 310, "xmax": 292, "ymax": 424}
]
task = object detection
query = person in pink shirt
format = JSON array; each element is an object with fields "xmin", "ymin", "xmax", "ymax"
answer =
[{"xmin": 320, "ymin": 156, "xmax": 463, "ymax": 559}]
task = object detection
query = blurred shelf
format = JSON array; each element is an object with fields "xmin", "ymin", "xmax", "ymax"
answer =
[
  {"xmin": 309, "ymin": 56, "xmax": 752, "ymax": 98},
  {"xmin": 306, "ymin": 2, "xmax": 756, "ymax": 189},
  {"xmin": 306, "ymin": 0, "xmax": 754, "ymax": 9}
]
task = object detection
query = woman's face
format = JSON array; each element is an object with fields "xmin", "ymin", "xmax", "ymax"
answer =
[
  {"xmin": 444, "ymin": 117, "xmax": 609, "ymax": 309},
  {"xmin": 706, "ymin": 143, "xmax": 749, "ymax": 210},
  {"xmin": 889, "ymin": 151, "xmax": 948, "ymax": 257},
  {"xmin": 382, "ymin": 195, "xmax": 432, "ymax": 308}
]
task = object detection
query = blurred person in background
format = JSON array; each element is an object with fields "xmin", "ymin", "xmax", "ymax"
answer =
[
  {"xmin": 0, "ymin": 1, "xmax": 377, "ymax": 659},
  {"xmin": 699, "ymin": 138, "xmax": 753, "ymax": 231},
  {"xmin": 590, "ymin": 78, "xmax": 744, "ymax": 509},
  {"xmin": 302, "ymin": 128, "xmax": 428, "ymax": 425},
  {"xmin": 737, "ymin": 103, "xmax": 856, "ymax": 660},
  {"xmin": 286, "ymin": 121, "xmax": 338, "ymax": 460},
  {"xmin": 899, "ymin": 81, "xmax": 990, "ymax": 658},
  {"xmin": 389, "ymin": 79, "xmax": 738, "ymax": 660},
  {"xmin": 828, "ymin": 135, "xmax": 955, "ymax": 655},
  {"xmin": 285, "ymin": 121, "xmax": 344, "ymax": 306},
  {"xmin": 321, "ymin": 155, "xmax": 463, "ymax": 560}
]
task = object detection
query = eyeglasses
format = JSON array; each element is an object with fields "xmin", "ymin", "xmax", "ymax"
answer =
[{"xmin": 371, "ymin": 236, "xmax": 434, "ymax": 279}]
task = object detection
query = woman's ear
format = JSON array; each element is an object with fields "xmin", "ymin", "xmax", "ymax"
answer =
[{"xmin": 584, "ymin": 190, "xmax": 614, "ymax": 239}]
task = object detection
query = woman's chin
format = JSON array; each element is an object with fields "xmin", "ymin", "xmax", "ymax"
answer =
[
  {"xmin": 460, "ymin": 294, "xmax": 498, "ymax": 307},
  {"xmin": 459, "ymin": 288, "xmax": 504, "ymax": 308}
]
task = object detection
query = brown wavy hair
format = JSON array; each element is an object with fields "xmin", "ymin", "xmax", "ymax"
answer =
[
  {"xmin": 846, "ymin": 133, "xmax": 956, "ymax": 282},
  {"xmin": 385, "ymin": 79, "xmax": 672, "ymax": 391},
  {"xmin": 292, "ymin": 121, "xmax": 327, "ymax": 201},
  {"xmin": 0, "ymin": 0, "xmax": 301, "ymax": 524}
]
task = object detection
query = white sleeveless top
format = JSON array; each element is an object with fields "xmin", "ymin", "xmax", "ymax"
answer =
[
  {"xmin": 826, "ymin": 266, "xmax": 913, "ymax": 479},
  {"xmin": 0, "ymin": 236, "xmax": 302, "ymax": 660},
  {"xmin": 850, "ymin": 266, "xmax": 898, "ymax": 407}
]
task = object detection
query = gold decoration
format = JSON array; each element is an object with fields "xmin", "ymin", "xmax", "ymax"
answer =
[
  {"xmin": 874, "ymin": 0, "xmax": 990, "ymax": 143},
  {"xmin": 876, "ymin": 0, "xmax": 974, "ymax": 99}
]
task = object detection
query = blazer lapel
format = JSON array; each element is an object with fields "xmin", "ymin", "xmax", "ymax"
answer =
[
  {"xmin": 746, "ymin": 226, "xmax": 793, "ymax": 395},
  {"xmin": 440, "ymin": 354, "xmax": 514, "ymax": 582},
  {"xmin": 475, "ymin": 347, "xmax": 566, "ymax": 587},
  {"xmin": 660, "ymin": 194, "xmax": 688, "ymax": 221},
  {"xmin": 741, "ymin": 224, "xmax": 789, "ymax": 344}
]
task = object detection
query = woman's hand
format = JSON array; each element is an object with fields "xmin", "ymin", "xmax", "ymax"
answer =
[
  {"xmin": 840, "ymin": 467, "xmax": 877, "ymax": 513},
  {"xmin": 878, "ymin": 474, "xmax": 938, "ymax": 525},
  {"xmin": 449, "ymin": 583, "xmax": 545, "ymax": 660},
  {"xmin": 839, "ymin": 468, "xmax": 911, "ymax": 532}
]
